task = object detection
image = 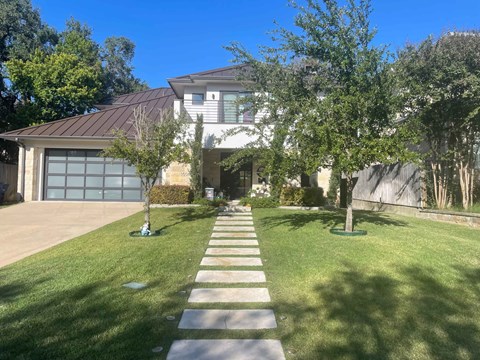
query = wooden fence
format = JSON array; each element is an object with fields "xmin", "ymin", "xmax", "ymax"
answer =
[
  {"xmin": 353, "ymin": 163, "xmax": 423, "ymax": 208},
  {"xmin": 0, "ymin": 162, "xmax": 18, "ymax": 201}
]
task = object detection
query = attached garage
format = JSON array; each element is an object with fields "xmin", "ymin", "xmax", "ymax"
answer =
[
  {"xmin": 44, "ymin": 149, "xmax": 142, "ymax": 201},
  {"xmin": 0, "ymin": 87, "xmax": 176, "ymax": 202}
]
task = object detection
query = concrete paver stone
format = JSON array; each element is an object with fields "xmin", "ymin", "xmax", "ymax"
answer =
[
  {"xmin": 205, "ymin": 247, "xmax": 260, "ymax": 256},
  {"xmin": 211, "ymin": 232, "xmax": 257, "ymax": 238},
  {"xmin": 214, "ymin": 221, "xmax": 254, "ymax": 225},
  {"xmin": 178, "ymin": 309, "xmax": 277, "ymax": 329},
  {"xmin": 122, "ymin": 282, "xmax": 147, "ymax": 290},
  {"xmin": 218, "ymin": 212, "xmax": 252, "ymax": 216},
  {"xmin": 216, "ymin": 216, "xmax": 253, "ymax": 221},
  {"xmin": 213, "ymin": 226, "xmax": 255, "ymax": 232},
  {"xmin": 166, "ymin": 339, "xmax": 285, "ymax": 360},
  {"xmin": 188, "ymin": 288, "xmax": 271, "ymax": 303},
  {"xmin": 200, "ymin": 257, "xmax": 263, "ymax": 266},
  {"xmin": 195, "ymin": 270, "xmax": 266, "ymax": 283},
  {"xmin": 209, "ymin": 240, "xmax": 259, "ymax": 246}
]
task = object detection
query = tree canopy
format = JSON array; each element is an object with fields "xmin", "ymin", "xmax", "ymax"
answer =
[
  {"xmin": 0, "ymin": 1, "xmax": 147, "ymax": 163},
  {"xmin": 102, "ymin": 107, "xmax": 187, "ymax": 226},
  {"xmin": 396, "ymin": 32, "xmax": 480, "ymax": 209},
  {"xmin": 228, "ymin": 0, "xmax": 417, "ymax": 231}
]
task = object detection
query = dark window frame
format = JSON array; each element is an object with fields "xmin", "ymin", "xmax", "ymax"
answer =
[{"xmin": 192, "ymin": 93, "xmax": 205, "ymax": 105}]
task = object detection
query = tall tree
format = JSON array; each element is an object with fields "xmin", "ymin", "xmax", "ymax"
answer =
[
  {"xmin": 396, "ymin": 32, "xmax": 480, "ymax": 209},
  {"xmin": 102, "ymin": 107, "xmax": 187, "ymax": 227},
  {"xmin": 228, "ymin": 0, "xmax": 416, "ymax": 232},
  {"xmin": 101, "ymin": 36, "xmax": 148, "ymax": 100},
  {"xmin": 0, "ymin": 0, "xmax": 57, "ymax": 162},
  {"xmin": 6, "ymin": 49, "xmax": 102, "ymax": 123},
  {"xmin": 56, "ymin": 18, "xmax": 100, "ymax": 67}
]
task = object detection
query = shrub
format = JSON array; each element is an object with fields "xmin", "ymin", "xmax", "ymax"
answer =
[
  {"xmin": 239, "ymin": 196, "xmax": 279, "ymax": 208},
  {"xmin": 150, "ymin": 185, "xmax": 193, "ymax": 204},
  {"xmin": 280, "ymin": 187, "xmax": 325, "ymax": 206},
  {"xmin": 192, "ymin": 198, "xmax": 228, "ymax": 207}
]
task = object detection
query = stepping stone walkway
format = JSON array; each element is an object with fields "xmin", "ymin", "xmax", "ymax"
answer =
[{"xmin": 166, "ymin": 206, "xmax": 286, "ymax": 360}]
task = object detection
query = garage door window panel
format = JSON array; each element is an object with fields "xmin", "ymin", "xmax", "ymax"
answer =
[{"xmin": 45, "ymin": 149, "xmax": 143, "ymax": 201}]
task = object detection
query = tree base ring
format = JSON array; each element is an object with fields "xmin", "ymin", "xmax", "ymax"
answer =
[
  {"xmin": 129, "ymin": 230, "xmax": 163, "ymax": 237},
  {"xmin": 329, "ymin": 228, "xmax": 367, "ymax": 236}
]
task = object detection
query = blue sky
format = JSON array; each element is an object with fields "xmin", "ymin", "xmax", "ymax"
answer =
[{"xmin": 32, "ymin": 0, "xmax": 480, "ymax": 88}]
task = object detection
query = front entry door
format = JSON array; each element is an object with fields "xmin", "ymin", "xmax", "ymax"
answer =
[{"xmin": 220, "ymin": 153, "xmax": 252, "ymax": 199}]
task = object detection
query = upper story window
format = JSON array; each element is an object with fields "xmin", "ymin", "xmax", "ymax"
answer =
[
  {"xmin": 221, "ymin": 92, "xmax": 254, "ymax": 123},
  {"xmin": 192, "ymin": 93, "xmax": 204, "ymax": 105}
]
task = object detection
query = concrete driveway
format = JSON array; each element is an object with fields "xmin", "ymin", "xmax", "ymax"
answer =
[{"xmin": 0, "ymin": 201, "xmax": 142, "ymax": 268}]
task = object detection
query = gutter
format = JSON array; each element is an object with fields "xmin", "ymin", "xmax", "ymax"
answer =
[{"xmin": 15, "ymin": 137, "xmax": 26, "ymax": 201}]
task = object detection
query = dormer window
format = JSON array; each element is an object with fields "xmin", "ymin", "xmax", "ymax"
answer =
[{"xmin": 192, "ymin": 93, "xmax": 204, "ymax": 105}]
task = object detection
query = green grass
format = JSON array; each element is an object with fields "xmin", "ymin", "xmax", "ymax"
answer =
[
  {"xmin": 450, "ymin": 204, "xmax": 480, "ymax": 214},
  {"xmin": 255, "ymin": 209, "xmax": 480, "ymax": 359},
  {"xmin": 1, "ymin": 207, "xmax": 479, "ymax": 359},
  {"xmin": 0, "ymin": 207, "xmax": 217, "ymax": 360}
]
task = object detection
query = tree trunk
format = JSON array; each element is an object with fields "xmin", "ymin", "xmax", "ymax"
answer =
[
  {"xmin": 344, "ymin": 173, "xmax": 354, "ymax": 232},
  {"xmin": 143, "ymin": 178, "xmax": 153, "ymax": 229},
  {"xmin": 144, "ymin": 190, "xmax": 151, "ymax": 226},
  {"xmin": 431, "ymin": 161, "xmax": 450, "ymax": 209}
]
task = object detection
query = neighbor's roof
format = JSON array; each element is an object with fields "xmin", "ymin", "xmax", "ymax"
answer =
[
  {"xmin": 0, "ymin": 91, "xmax": 175, "ymax": 140},
  {"xmin": 167, "ymin": 64, "xmax": 250, "ymax": 82}
]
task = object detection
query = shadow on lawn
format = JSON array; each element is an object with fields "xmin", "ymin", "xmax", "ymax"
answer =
[
  {"xmin": 275, "ymin": 264, "xmax": 480, "ymax": 359},
  {"xmin": 260, "ymin": 209, "xmax": 409, "ymax": 231},
  {"xmin": 0, "ymin": 275, "xmax": 193, "ymax": 360},
  {"xmin": 156, "ymin": 206, "xmax": 217, "ymax": 233}
]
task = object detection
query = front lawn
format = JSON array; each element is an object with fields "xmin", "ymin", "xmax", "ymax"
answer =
[
  {"xmin": 255, "ymin": 209, "xmax": 480, "ymax": 359},
  {"xmin": 0, "ymin": 207, "xmax": 216, "ymax": 360},
  {"xmin": 1, "ymin": 207, "xmax": 479, "ymax": 359}
]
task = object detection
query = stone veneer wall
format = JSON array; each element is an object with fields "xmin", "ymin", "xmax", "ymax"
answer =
[
  {"xmin": 416, "ymin": 210, "xmax": 480, "ymax": 228},
  {"xmin": 202, "ymin": 150, "xmax": 221, "ymax": 189},
  {"xmin": 316, "ymin": 168, "xmax": 331, "ymax": 192},
  {"xmin": 22, "ymin": 146, "xmax": 41, "ymax": 201},
  {"xmin": 163, "ymin": 161, "xmax": 191, "ymax": 186}
]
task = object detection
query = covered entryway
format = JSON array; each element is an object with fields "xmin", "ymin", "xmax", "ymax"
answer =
[
  {"xmin": 44, "ymin": 149, "xmax": 142, "ymax": 201},
  {"xmin": 220, "ymin": 152, "xmax": 252, "ymax": 199}
]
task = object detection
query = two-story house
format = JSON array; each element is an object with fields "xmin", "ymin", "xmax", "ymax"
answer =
[{"xmin": 0, "ymin": 65, "xmax": 327, "ymax": 202}]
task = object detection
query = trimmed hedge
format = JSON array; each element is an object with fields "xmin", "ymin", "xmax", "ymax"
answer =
[
  {"xmin": 280, "ymin": 187, "xmax": 325, "ymax": 206},
  {"xmin": 150, "ymin": 185, "xmax": 193, "ymax": 204},
  {"xmin": 239, "ymin": 196, "xmax": 279, "ymax": 208}
]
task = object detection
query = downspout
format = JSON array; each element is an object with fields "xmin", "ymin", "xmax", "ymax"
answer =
[{"xmin": 15, "ymin": 138, "xmax": 26, "ymax": 201}]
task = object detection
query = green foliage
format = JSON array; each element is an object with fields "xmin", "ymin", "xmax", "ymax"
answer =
[
  {"xmin": 190, "ymin": 114, "xmax": 204, "ymax": 200},
  {"xmin": 6, "ymin": 49, "xmax": 102, "ymax": 123},
  {"xmin": 101, "ymin": 36, "xmax": 148, "ymax": 99},
  {"xmin": 150, "ymin": 185, "xmax": 193, "ymax": 204},
  {"xmin": 192, "ymin": 198, "xmax": 229, "ymax": 207},
  {"xmin": 101, "ymin": 107, "xmax": 187, "ymax": 224},
  {"xmin": 239, "ymin": 196, "xmax": 279, "ymax": 208},
  {"xmin": 56, "ymin": 18, "xmax": 100, "ymax": 67},
  {"xmin": 0, "ymin": 7, "xmax": 147, "ymax": 162},
  {"xmin": 396, "ymin": 32, "xmax": 480, "ymax": 209},
  {"xmin": 280, "ymin": 187, "xmax": 325, "ymax": 207},
  {"xmin": 227, "ymin": 0, "xmax": 417, "ymax": 231},
  {"xmin": 0, "ymin": 0, "xmax": 58, "ymax": 163},
  {"xmin": 327, "ymin": 168, "xmax": 341, "ymax": 200}
]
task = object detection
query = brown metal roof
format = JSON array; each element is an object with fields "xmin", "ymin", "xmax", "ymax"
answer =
[
  {"xmin": 0, "ymin": 93, "xmax": 176, "ymax": 140},
  {"xmin": 0, "ymin": 65, "xmax": 249, "ymax": 141},
  {"xmin": 96, "ymin": 87, "xmax": 174, "ymax": 109},
  {"xmin": 111, "ymin": 87, "xmax": 174, "ymax": 104}
]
